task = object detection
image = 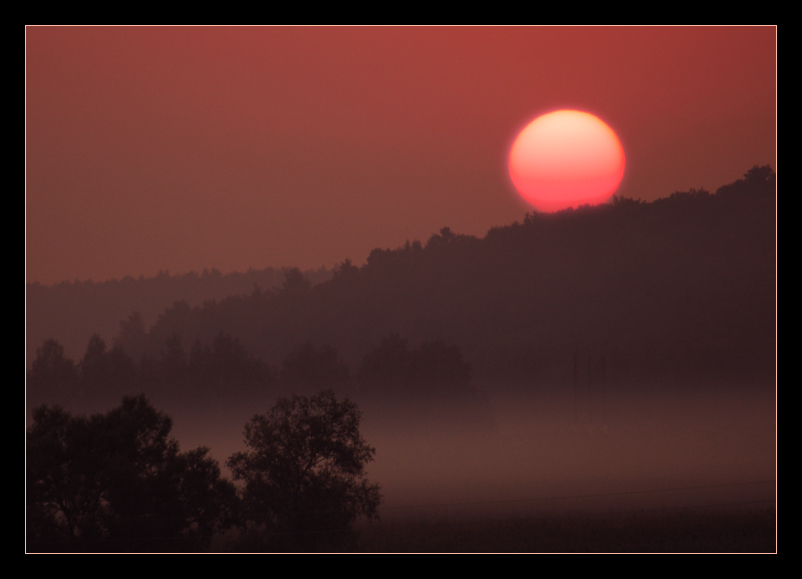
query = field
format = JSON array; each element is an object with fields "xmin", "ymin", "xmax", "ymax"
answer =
[
  {"xmin": 352, "ymin": 507, "xmax": 776, "ymax": 553},
  {"xmin": 201, "ymin": 382, "xmax": 775, "ymax": 553}
]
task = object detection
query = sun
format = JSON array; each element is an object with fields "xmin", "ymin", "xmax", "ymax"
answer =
[{"xmin": 509, "ymin": 110, "xmax": 625, "ymax": 212}]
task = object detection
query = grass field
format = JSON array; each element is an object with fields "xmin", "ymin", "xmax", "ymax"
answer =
[{"xmin": 350, "ymin": 506, "xmax": 776, "ymax": 553}]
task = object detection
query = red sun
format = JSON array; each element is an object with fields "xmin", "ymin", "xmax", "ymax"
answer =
[{"xmin": 509, "ymin": 110, "xmax": 625, "ymax": 212}]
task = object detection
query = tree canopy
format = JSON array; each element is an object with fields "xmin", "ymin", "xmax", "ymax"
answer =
[
  {"xmin": 27, "ymin": 339, "xmax": 79, "ymax": 402},
  {"xmin": 26, "ymin": 395, "xmax": 236, "ymax": 552},
  {"xmin": 279, "ymin": 342, "xmax": 350, "ymax": 393},
  {"xmin": 227, "ymin": 389, "xmax": 381, "ymax": 550},
  {"xmin": 358, "ymin": 334, "xmax": 471, "ymax": 395}
]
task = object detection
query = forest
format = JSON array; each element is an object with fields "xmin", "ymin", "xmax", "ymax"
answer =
[
  {"xmin": 26, "ymin": 166, "xmax": 776, "ymax": 552},
  {"xmin": 28, "ymin": 165, "xmax": 775, "ymax": 405}
]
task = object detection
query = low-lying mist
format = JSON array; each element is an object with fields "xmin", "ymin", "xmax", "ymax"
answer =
[{"xmin": 157, "ymin": 380, "xmax": 775, "ymax": 522}]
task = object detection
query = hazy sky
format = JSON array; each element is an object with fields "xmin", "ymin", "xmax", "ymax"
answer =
[{"xmin": 26, "ymin": 26, "xmax": 776, "ymax": 285}]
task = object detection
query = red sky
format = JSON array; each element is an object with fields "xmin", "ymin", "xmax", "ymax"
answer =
[{"xmin": 26, "ymin": 26, "xmax": 776, "ymax": 285}]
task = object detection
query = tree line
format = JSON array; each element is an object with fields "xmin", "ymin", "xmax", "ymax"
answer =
[
  {"xmin": 124, "ymin": 166, "xmax": 778, "ymax": 386},
  {"xmin": 27, "ymin": 390, "xmax": 380, "ymax": 552},
  {"xmin": 26, "ymin": 265, "xmax": 334, "ymax": 369},
  {"xmin": 27, "ymin": 333, "xmax": 473, "ymax": 408},
  {"xmin": 27, "ymin": 166, "xmax": 775, "ymax": 387}
]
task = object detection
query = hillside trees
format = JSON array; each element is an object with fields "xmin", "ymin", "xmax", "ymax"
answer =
[
  {"xmin": 28, "ymin": 336, "xmax": 137, "ymax": 406},
  {"xmin": 184, "ymin": 332, "xmax": 274, "ymax": 396},
  {"xmin": 27, "ymin": 339, "xmax": 79, "ymax": 402},
  {"xmin": 115, "ymin": 312, "xmax": 149, "ymax": 363},
  {"xmin": 27, "ymin": 330, "xmax": 275, "ymax": 406},
  {"xmin": 78, "ymin": 334, "xmax": 138, "ymax": 403},
  {"xmin": 28, "ymin": 331, "xmax": 474, "ymax": 406},
  {"xmin": 27, "ymin": 166, "xmax": 775, "ymax": 391},
  {"xmin": 358, "ymin": 334, "xmax": 471, "ymax": 395},
  {"xmin": 357, "ymin": 334, "xmax": 414, "ymax": 387},
  {"xmin": 279, "ymin": 342, "xmax": 350, "ymax": 393}
]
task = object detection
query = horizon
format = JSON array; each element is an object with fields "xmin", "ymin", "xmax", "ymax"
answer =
[
  {"xmin": 26, "ymin": 26, "xmax": 776, "ymax": 286},
  {"xmin": 25, "ymin": 25, "xmax": 777, "ymax": 550},
  {"xmin": 25, "ymin": 163, "xmax": 773, "ymax": 287}
]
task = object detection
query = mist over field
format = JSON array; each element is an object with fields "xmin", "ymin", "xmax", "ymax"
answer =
[
  {"xmin": 26, "ymin": 163, "xmax": 775, "ymax": 552},
  {"xmin": 157, "ymin": 379, "xmax": 774, "ymax": 520},
  {"xmin": 27, "ymin": 26, "xmax": 776, "ymax": 552}
]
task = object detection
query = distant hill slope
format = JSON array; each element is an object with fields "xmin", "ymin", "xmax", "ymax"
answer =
[
  {"xmin": 26, "ymin": 266, "xmax": 333, "ymax": 368},
  {"xmin": 28, "ymin": 166, "xmax": 775, "ymax": 386}
]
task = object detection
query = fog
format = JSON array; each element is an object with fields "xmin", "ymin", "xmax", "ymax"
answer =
[{"xmin": 160, "ymin": 380, "xmax": 775, "ymax": 522}]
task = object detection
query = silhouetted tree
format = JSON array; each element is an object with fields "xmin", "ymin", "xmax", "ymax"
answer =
[
  {"xmin": 716, "ymin": 164, "xmax": 775, "ymax": 200},
  {"xmin": 357, "ymin": 334, "xmax": 414, "ymax": 387},
  {"xmin": 280, "ymin": 343, "xmax": 350, "ymax": 393},
  {"xmin": 358, "ymin": 335, "xmax": 471, "ymax": 395},
  {"xmin": 26, "ymin": 405, "xmax": 104, "ymax": 544},
  {"xmin": 74, "ymin": 334, "xmax": 139, "ymax": 402},
  {"xmin": 425, "ymin": 226, "xmax": 459, "ymax": 251},
  {"xmin": 743, "ymin": 165, "xmax": 775, "ymax": 187},
  {"xmin": 414, "ymin": 339, "xmax": 471, "ymax": 390},
  {"xmin": 79, "ymin": 334, "xmax": 111, "ymax": 397},
  {"xmin": 27, "ymin": 395, "xmax": 236, "ymax": 552},
  {"xmin": 211, "ymin": 331, "xmax": 248, "ymax": 378},
  {"xmin": 280, "ymin": 267, "xmax": 312, "ymax": 295},
  {"xmin": 160, "ymin": 333, "xmax": 188, "ymax": 383},
  {"xmin": 209, "ymin": 332, "xmax": 272, "ymax": 388},
  {"xmin": 227, "ymin": 390, "xmax": 381, "ymax": 551},
  {"xmin": 105, "ymin": 344, "xmax": 139, "ymax": 398},
  {"xmin": 27, "ymin": 339, "xmax": 79, "ymax": 403},
  {"xmin": 188, "ymin": 339, "xmax": 209, "ymax": 378},
  {"xmin": 115, "ymin": 312, "xmax": 148, "ymax": 362},
  {"xmin": 28, "ymin": 167, "xmax": 773, "ymax": 392},
  {"xmin": 333, "ymin": 258, "xmax": 359, "ymax": 279}
]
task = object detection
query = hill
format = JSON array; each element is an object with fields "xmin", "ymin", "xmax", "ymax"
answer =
[{"xmin": 27, "ymin": 166, "xmax": 776, "ymax": 398}]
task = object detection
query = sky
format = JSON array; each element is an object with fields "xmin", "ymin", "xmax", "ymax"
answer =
[{"xmin": 26, "ymin": 26, "xmax": 776, "ymax": 286}]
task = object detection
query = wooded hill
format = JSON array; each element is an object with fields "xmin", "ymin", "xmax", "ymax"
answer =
[
  {"xmin": 28, "ymin": 166, "xmax": 776, "ymax": 404},
  {"xmin": 26, "ymin": 265, "xmax": 334, "ymax": 368}
]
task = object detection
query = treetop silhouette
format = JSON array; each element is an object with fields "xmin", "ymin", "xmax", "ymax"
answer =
[
  {"xmin": 27, "ymin": 395, "xmax": 236, "ymax": 552},
  {"xmin": 227, "ymin": 389, "xmax": 381, "ymax": 550}
]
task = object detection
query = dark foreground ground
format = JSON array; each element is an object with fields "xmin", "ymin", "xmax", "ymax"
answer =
[
  {"xmin": 30, "ymin": 506, "xmax": 774, "ymax": 553},
  {"xmin": 350, "ymin": 507, "xmax": 776, "ymax": 553},
  {"xmin": 29, "ymin": 380, "xmax": 775, "ymax": 553},
  {"xmin": 198, "ymin": 505, "xmax": 774, "ymax": 553}
]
